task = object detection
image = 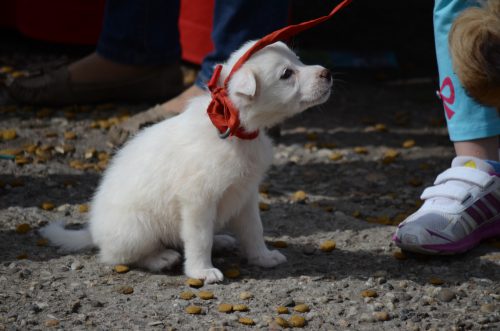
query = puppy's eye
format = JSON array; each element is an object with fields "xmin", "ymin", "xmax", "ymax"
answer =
[{"xmin": 280, "ymin": 68, "xmax": 294, "ymax": 80}]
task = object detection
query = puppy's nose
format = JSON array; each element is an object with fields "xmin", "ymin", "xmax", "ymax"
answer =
[{"xmin": 319, "ymin": 69, "xmax": 332, "ymax": 82}]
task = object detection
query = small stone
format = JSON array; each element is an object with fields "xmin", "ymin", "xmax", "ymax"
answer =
[
  {"xmin": 374, "ymin": 123, "xmax": 388, "ymax": 132},
  {"xmin": 84, "ymin": 148, "xmax": 97, "ymax": 159},
  {"xmin": 114, "ymin": 265, "xmax": 130, "ymax": 273},
  {"xmin": 20, "ymin": 143, "xmax": 36, "ymax": 153},
  {"xmin": 118, "ymin": 286, "xmax": 134, "ymax": 295},
  {"xmin": 291, "ymin": 190, "xmax": 307, "ymax": 203},
  {"xmin": 271, "ymin": 240, "xmax": 288, "ymax": 248},
  {"xmin": 274, "ymin": 317, "xmax": 288, "ymax": 328},
  {"xmin": 480, "ymin": 303, "xmax": 496, "ymax": 313},
  {"xmin": 15, "ymin": 223, "xmax": 31, "ymax": 234},
  {"xmin": 288, "ymin": 315, "xmax": 306, "ymax": 327},
  {"xmin": 354, "ymin": 146, "xmax": 368, "ymax": 154},
  {"xmin": 63, "ymin": 131, "xmax": 77, "ymax": 140},
  {"xmin": 90, "ymin": 300, "xmax": 104, "ymax": 308},
  {"xmin": 2, "ymin": 129, "xmax": 17, "ymax": 141},
  {"xmin": 293, "ymin": 304, "xmax": 310, "ymax": 313},
  {"xmin": 319, "ymin": 240, "xmax": 336, "ymax": 252},
  {"xmin": 55, "ymin": 144, "xmax": 75, "ymax": 155},
  {"xmin": 97, "ymin": 151, "xmax": 110, "ymax": 161},
  {"xmin": 382, "ymin": 149, "xmax": 400, "ymax": 164},
  {"xmin": 233, "ymin": 304, "xmax": 248, "ymax": 312},
  {"xmin": 338, "ymin": 319, "xmax": 350, "ymax": 328},
  {"xmin": 352, "ymin": 210, "xmax": 361, "ymax": 218},
  {"xmin": 238, "ymin": 317, "xmax": 254, "ymax": 326},
  {"xmin": 436, "ymin": 288, "xmax": 455, "ymax": 302},
  {"xmin": 218, "ymin": 303, "xmax": 233, "ymax": 313},
  {"xmin": 36, "ymin": 239, "xmax": 49, "ymax": 246},
  {"xmin": 208, "ymin": 327, "xmax": 226, "ymax": 331},
  {"xmin": 429, "ymin": 277, "xmax": 445, "ymax": 285},
  {"xmin": 78, "ymin": 204, "xmax": 89, "ymax": 213},
  {"xmin": 259, "ymin": 202, "xmax": 270, "ymax": 211},
  {"xmin": 282, "ymin": 298, "xmax": 295, "ymax": 307},
  {"xmin": 185, "ymin": 305, "xmax": 202, "ymax": 314},
  {"xmin": 402, "ymin": 139, "xmax": 416, "ymax": 148},
  {"xmin": 69, "ymin": 160, "xmax": 84, "ymax": 170},
  {"xmin": 147, "ymin": 321, "xmax": 164, "ymax": 327},
  {"xmin": 198, "ymin": 291, "xmax": 214, "ymax": 300},
  {"xmin": 15, "ymin": 156, "xmax": 30, "ymax": 165},
  {"xmin": 186, "ymin": 278, "xmax": 204, "ymax": 288},
  {"xmin": 69, "ymin": 261, "xmax": 83, "ymax": 270},
  {"xmin": 276, "ymin": 306, "xmax": 289, "ymax": 314},
  {"xmin": 44, "ymin": 319, "xmax": 59, "ymax": 327},
  {"xmin": 361, "ymin": 290, "xmax": 378, "ymax": 298},
  {"xmin": 41, "ymin": 202, "xmax": 55, "ymax": 211},
  {"xmin": 179, "ymin": 291, "xmax": 195, "ymax": 300},
  {"xmin": 223, "ymin": 268, "xmax": 240, "ymax": 279},
  {"xmin": 302, "ymin": 246, "xmax": 316, "ymax": 255},
  {"xmin": 329, "ymin": 152, "xmax": 343, "ymax": 161},
  {"xmin": 239, "ymin": 291, "xmax": 254, "ymax": 300},
  {"xmin": 393, "ymin": 250, "xmax": 407, "ymax": 260},
  {"xmin": 373, "ymin": 311, "xmax": 390, "ymax": 321},
  {"xmin": 359, "ymin": 313, "xmax": 374, "ymax": 322},
  {"xmin": 69, "ymin": 300, "xmax": 81, "ymax": 313}
]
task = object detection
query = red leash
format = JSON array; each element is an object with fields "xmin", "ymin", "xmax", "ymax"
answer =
[{"xmin": 207, "ymin": 0, "xmax": 352, "ymax": 140}]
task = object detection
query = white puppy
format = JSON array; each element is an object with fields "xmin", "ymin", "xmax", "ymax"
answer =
[{"xmin": 41, "ymin": 41, "xmax": 332, "ymax": 283}]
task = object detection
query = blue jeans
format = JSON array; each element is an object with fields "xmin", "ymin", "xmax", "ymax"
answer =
[
  {"xmin": 434, "ymin": 0, "xmax": 500, "ymax": 141},
  {"xmin": 96, "ymin": 0, "xmax": 289, "ymax": 89}
]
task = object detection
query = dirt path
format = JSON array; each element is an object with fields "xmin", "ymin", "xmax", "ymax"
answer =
[{"xmin": 1, "ymin": 65, "xmax": 499, "ymax": 330}]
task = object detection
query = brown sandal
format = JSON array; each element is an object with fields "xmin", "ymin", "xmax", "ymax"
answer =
[{"xmin": 6, "ymin": 63, "xmax": 184, "ymax": 106}]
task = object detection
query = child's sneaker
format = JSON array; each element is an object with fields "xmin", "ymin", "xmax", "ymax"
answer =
[{"xmin": 393, "ymin": 156, "xmax": 500, "ymax": 254}]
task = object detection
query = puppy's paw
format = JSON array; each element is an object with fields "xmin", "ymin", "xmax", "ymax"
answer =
[
  {"xmin": 213, "ymin": 234, "xmax": 237, "ymax": 252},
  {"xmin": 248, "ymin": 250, "xmax": 287, "ymax": 268},
  {"xmin": 186, "ymin": 267, "xmax": 224, "ymax": 284},
  {"xmin": 138, "ymin": 249, "xmax": 182, "ymax": 272}
]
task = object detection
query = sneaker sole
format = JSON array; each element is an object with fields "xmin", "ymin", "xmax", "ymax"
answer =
[{"xmin": 393, "ymin": 217, "xmax": 500, "ymax": 255}]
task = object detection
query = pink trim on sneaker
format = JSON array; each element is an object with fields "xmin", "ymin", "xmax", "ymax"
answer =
[{"xmin": 421, "ymin": 217, "xmax": 500, "ymax": 253}]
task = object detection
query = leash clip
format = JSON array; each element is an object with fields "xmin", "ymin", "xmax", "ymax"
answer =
[{"xmin": 218, "ymin": 128, "xmax": 231, "ymax": 139}]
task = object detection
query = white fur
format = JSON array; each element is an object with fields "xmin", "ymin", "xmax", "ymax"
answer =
[{"xmin": 41, "ymin": 41, "xmax": 332, "ymax": 283}]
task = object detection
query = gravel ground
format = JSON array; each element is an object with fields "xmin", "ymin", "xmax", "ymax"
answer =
[{"xmin": 1, "ymin": 55, "xmax": 499, "ymax": 330}]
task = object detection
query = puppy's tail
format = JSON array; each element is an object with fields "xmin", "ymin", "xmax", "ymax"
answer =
[{"xmin": 39, "ymin": 221, "xmax": 94, "ymax": 252}]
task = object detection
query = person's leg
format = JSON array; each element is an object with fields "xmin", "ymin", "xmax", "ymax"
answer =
[
  {"xmin": 394, "ymin": 0, "xmax": 500, "ymax": 254},
  {"xmin": 7, "ymin": 0, "xmax": 183, "ymax": 105},
  {"xmin": 109, "ymin": 0, "xmax": 289, "ymax": 145},
  {"xmin": 195, "ymin": 0, "xmax": 289, "ymax": 88},
  {"xmin": 454, "ymin": 137, "xmax": 499, "ymax": 161},
  {"xmin": 71, "ymin": 0, "xmax": 182, "ymax": 83}
]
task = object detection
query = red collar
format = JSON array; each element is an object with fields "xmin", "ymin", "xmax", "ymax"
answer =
[
  {"xmin": 206, "ymin": 0, "xmax": 352, "ymax": 140},
  {"xmin": 206, "ymin": 65, "xmax": 259, "ymax": 140}
]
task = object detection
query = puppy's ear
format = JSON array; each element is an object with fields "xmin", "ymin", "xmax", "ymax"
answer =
[{"xmin": 230, "ymin": 68, "xmax": 256, "ymax": 99}]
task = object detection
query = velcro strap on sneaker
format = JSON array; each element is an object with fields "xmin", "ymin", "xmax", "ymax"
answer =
[
  {"xmin": 420, "ymin": 183, "xmax": 471, "ymax": 202},
  {"xmin": 434, "ymin": 167, "xmax": 493, "ymax": 189}
]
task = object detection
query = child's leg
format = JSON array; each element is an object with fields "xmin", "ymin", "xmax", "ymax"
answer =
[
  {"xmin": 393, "ymin": 0, "xmax": 500, "ymax": 254},
  {"xmin": 454, "ymin": 138, "xmax": 499, "ymax": 161}
]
